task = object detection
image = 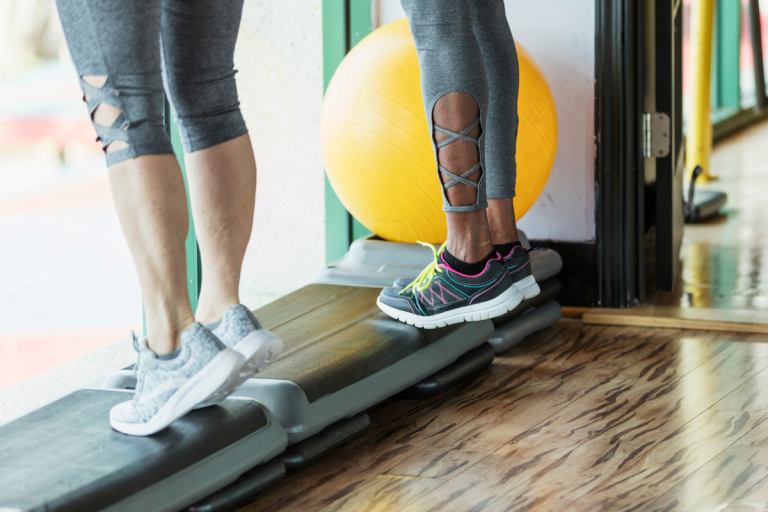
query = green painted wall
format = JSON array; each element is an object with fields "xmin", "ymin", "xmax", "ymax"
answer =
[
  {"xmin": 322, "ymin": 0, "xmax": 372, "ymax": 264},
  {"xmin": 169, "ymin": 117, "xmax": 202, "ymax": 313},
  {"xmin": 712, "ymin": 0, "xmax": 741, "ymax": 111}
]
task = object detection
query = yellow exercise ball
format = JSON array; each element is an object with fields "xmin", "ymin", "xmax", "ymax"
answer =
[{"xmin": 321, "ymin": 18, "xmax": 558, "ymax": 244}]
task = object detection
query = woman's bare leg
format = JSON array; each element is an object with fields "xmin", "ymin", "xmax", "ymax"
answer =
[
  {"xmin": 433, "ymin": 92, "xmax": 495, "ymax": 263},
  {"xmin": 487, "ymin": 198, "xmax": 520, "ymax": 245},
  {"xmin": 109, "ymin": 155, "xmax": 195, "ymax": 355},
  {"xmin": 184, "ymin": 134, "xmax": 256, "ymax": 325}
]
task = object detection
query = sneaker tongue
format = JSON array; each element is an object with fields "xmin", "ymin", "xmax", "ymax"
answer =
[{"xmin": 132, "ymin": 333, "xmax": 153, "ymax": 355}]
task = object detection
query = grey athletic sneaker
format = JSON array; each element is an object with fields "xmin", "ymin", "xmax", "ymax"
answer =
[
  {"xmin": 110, "ymin": 323, "xmax": 245, "ymax": 436},
  {"xmin": 211, "ymin": 304, "xmax": 283, "ymax": 375},
  {"xmin": 500, "ymin": 245, "xmax": 540, "ymax": 299},
  {"xmin": 392, "ymin": 244, "xmax": 541, "ymax": 300},
  {"xmin": 195, "ymin": 304, "xmax": 283, "ymax": 408},
  {"xmin": 377, "ymin": 242, "xmax": 522, "ymax": 329}
]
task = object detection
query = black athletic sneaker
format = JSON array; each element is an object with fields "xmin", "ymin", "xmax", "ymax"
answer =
[
  {"xmin": 377, "ymin": 242, "xmax": 523, "ymax": 329},
  {"xmin": 501, "ymin": 245, "xmax": 540, "ymax": 300}
]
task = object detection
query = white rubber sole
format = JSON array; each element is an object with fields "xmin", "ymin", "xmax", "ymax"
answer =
[
  {"xmin": 515, "ymin": 275, "xmax": 540, "ymax": 300},
  {"xmin": 196, "ymin": 329, "xmax": 283, "ymax": 408},
  {"xmin": 377, "ymin": 283, "xmax": 523, "ymax": 329},
  {"xmin": 110, "ymin": 348, "xmax": 245, "ymax": 436},
  {"xmin": 235, "ymin": 329, "xmax": 283, "ymax": 375}
]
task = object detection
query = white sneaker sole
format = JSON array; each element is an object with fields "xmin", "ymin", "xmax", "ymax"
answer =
[
  {"xmin": 377, "ymin": 283, "xmax": 523, "ymax": 329},
  {"xmin": 515, "ymin": 275, "xmax": 540, "ymax": 300},
  {"xmin": 111, "ymin": 348, "xmax": 245, "ymax": 437},
  {"xmin": 235, "ymin": 329, "xmax": 283, "ymax": 375},
  {"xmin": 196, "ymin": 329, "xmax": 283, "ymax": 408}
]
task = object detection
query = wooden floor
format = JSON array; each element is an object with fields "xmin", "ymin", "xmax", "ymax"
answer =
[
  {"xmin": 653, "ymin": 119, "xmax": 768, "ymax": 312},
  {"xmin": 240, "ymin": 319, "xmax": 768, "ymax": 512}
]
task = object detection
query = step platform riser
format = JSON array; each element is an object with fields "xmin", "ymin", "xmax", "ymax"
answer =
[
  {"xmin": 489, "ymin": 300, "xmax": 563, "ymax": 353},
  {"xmin": 219, "ymin": 319, "xmax": 493, "ymax": 444},
  {"xmin": 0, "ymin": 391, "xmax": 287, "ymax": 512}
]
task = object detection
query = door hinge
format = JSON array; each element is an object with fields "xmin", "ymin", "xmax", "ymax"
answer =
[{"xmin": 643, "ymin": 112, "xmax": 671, "ymax": 158}]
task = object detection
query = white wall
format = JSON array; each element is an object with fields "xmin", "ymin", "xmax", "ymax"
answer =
[
  {"xmin": 235, "ymin": 1, "xmax": 326, "ymax": 308},
  {"xmin": 374, "ymin": 0, "xmax": 596, "ymax": 242}
]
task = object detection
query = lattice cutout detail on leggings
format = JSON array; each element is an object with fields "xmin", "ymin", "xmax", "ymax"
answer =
[
  {"xmin": 80, "ymin": 76, "xmax": 131, "ymax": 153},
  {"xmin": 434, "ymin": 117, "xmax": 482, "ymax": 191}
]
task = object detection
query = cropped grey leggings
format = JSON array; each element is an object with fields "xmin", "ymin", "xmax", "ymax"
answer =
[
  {"xmin": 56, "ymin": 0, "xmax": 247, "ymax": 167},
  {"xmin": 401, "ymin": 0, "xmax": 519, "ymax": 212}
]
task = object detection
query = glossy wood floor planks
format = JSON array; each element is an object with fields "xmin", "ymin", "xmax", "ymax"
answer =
[
  {"xmin": 240, "ymin": 320, "xmax": 768, "ymax": 512},
  {"xmin": 652, "ymin": 119, "xmax": 768, "ymax": 314}
]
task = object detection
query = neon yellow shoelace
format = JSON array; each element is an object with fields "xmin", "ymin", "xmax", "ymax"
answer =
[{"xmin": 399, "ymin": 241, "xmax": 448, "ymax": 295}]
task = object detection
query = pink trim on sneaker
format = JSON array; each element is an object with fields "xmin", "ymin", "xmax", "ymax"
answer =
[
  {"xmin": 508, "ymin": 260, "xmax": 531, "ymax": 275},
  {"xmin": 469, "ymin": 275, "xmax": 506, "ymax": 305},
  {"xmin": 439, "ymin": 252, "xmax": 502, "ymax": 278},
  {"xmin": 502, "ymin": 245, "xmax": 526, "ymax": 259},
  {"xmin": 437, "ymin": 281, "xmax": 462, "ymax": 300},
  {"xmin": 386, "ymin": 296, "xmax": 417, "ymax": 314}
]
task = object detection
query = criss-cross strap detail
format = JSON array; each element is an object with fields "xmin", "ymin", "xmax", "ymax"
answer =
[
  {"xmin": 80, "ymin": 77, "xmax": 131, "ymax": 151},
  {"xmin": 434, "ymin": 117, "xmax": 481, "ymax": 191},
  {"xmin": 439, "ymin": 161, "xmax": 482, "ymax": 190},
  {"xmin": 434, "ymin": 118, "xmax": 480, "ymax": 148}
]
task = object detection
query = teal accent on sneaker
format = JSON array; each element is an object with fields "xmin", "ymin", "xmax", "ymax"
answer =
[{"xmin": 377, "ymin": 242, "xmax": 522, "ymax": 329}]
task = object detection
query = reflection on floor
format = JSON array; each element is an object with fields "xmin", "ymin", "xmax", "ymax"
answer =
[
  {"xmin": 240, "ymin": 320, "xmax": 768, "ymax": 512},
  {"xmin": 657, "ymin": 119, "xmax": 768, "ymax": 311}
]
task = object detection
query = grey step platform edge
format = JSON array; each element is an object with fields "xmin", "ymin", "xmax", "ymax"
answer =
[
  {"xmin": 232, "ymin": 284, "xmax": 494, "ymax": 443},
  {"xmin": 281, "ymin": 413, "xmax": 370, "ymax": 472},
  {"xmin": 0, "ymin": 389, "xmax": 287, "ymax": 512},
  {"xmin": 493, "ymin": 277, "xmax": 561, "ymax": 327},
  {"xmin": 185, "ymin": 413, "xmax": 368, "ymax": 512},
  {"xmin": 396, "ymin": 342, "xmax": 495, "ymax": 400},
  {"xmin": 101, "ymin": 284, "xmax": 494, "ymax": 445},
  {"xmin": 399, "ymin": 279, "xmax": 562, "ymax": 399},
  {"xmin": 315, "ymin": 233, "xmax": 562, "ymax": 288},
  {"xmin": 489, "ymin": 300, "xmax": 563, "ymax": 353},
  {"xmin": 186, "ymin": 458, "xmax": 285, "ymax": 512}
]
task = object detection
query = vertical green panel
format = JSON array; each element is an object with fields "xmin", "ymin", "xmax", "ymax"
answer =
[
  {"xmin": 348, "ymin": 0, "xmax": 373, "ymax": 242},
  {"xmin": 352, "ymin": 218, "xmax": 371, "ymax": 240},
  {"xmin": 323, "ymin": 0, "xmax": 372, "ymax": 263},
  {"xmin": 349, "ymin": 0, "xmax": 373, "ymax": 48},
  {"xmin": 712, "ymin": 6, "xmax": 721, "ymax": 108},
  {"xmin": 323, "ymin": 0, "xmax": 347, "ymax": 91},
  {"xmin": 169, "ymin": 119, "xmax": 201, "ymax": 313},
  {"xmin": 714, "ymin": 0, "xmax": 741, "ymax": 110},
  {"xmin": 323, "ymin": 0, "xmax": 352, "ymax": 263}
]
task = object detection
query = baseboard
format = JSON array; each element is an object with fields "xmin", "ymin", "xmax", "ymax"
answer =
[{"xmin": 583, "ymin": 306, "xmax": 768, "ymax": 334}]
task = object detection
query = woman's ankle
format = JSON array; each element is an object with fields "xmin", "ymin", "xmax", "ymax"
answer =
[
  {"xmin": 487, "ymin": 198, "xmax": 520, "ymax": 245},
  {"xmin": 145, "ymin": 314, "xmax": 195, "ymax": 355},
  {"xmin": 445, "ymin": 209, "xmax": 495, "ymax": 263},
  {"xmin": 195, "ymin": 295, "xmax": 240, "ymax": 325}
]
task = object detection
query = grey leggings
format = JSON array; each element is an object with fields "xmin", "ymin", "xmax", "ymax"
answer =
[
  {"xmin": 56, "ymin": 0, "xmax": 246, "ymax": 166},
  {"xmin": 401, "ymin": 0, "xmax": 519, "ymax": 212}
]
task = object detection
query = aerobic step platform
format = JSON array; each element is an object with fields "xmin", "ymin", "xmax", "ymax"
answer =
[
  {"xmin": 0, "ymin": 390, "xmax": 286, "ymax": 512},
  {"xmin": 316, "ymin": 232, "xmax": 563, "ymax": 288},
  {"xmin": 235, "ymin": 284, "xmax": 494, "ymax": 443},
  {"xmin": 489, "ymin": 278, "xmax": 562, "ymax": 353},
  {"xmin": 101, "ymin": 284, "xmax": 493, "ymax": 446},
  {"xmin": 401, "ymin": 277, "xmax": 563, "ymax": 398}
]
